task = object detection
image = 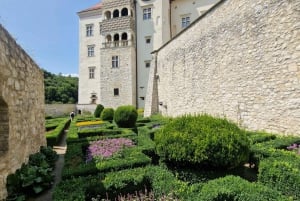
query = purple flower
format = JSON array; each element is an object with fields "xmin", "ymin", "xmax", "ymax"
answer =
[{"xmin": 86, "ymin": 138, "xmax": 135, "ymax": 163}]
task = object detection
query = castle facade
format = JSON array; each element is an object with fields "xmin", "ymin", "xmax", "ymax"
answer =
[{"xmin": 77, "ymin": 0, "xmax": 218, "ymax": 110}]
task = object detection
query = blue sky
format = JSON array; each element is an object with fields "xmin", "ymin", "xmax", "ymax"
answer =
[{"xmin": 0, "ymin": 0, "xmax": 101, "ymax": 76}]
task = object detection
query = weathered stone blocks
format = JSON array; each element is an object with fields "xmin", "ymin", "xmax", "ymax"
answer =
[
  {"xmin": 0, "ymin": 24, "xmax": 46, "ymax": 200},
  {"xmin": 145, "ymin": 0, "xmax": 300, "ymax": 135}
]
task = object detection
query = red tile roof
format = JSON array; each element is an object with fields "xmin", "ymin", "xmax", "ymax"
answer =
[{"xmin": 79, "ymin": 2, "xmax": 102, "ymax": 13}]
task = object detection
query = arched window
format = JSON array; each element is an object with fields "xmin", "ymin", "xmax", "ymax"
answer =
[
  {"xmin": 121, "ymin": 33, "xmax": 128, "ymax": 41},
  {"xmin": 106, "ymin": 34, "xmax": 112, "ymax": 42},
  {"xmin": 113, "ymin": 9, "xmax": 119, "ymax": 18},
  {"xmin": 114, "ymin": 34, "xmax": 120, "ymax": 41},
  {"xmin": 0, "ymin": 97, "xmax": 9, "ymax": 153},
  {"xmin": 104, "ymin": 11, "xmax": 111, "ymax": 20},
  {"xmin": 114, "ymin": 33, "xmax": 120, "ymax": 47},
  {"xmin": 121, "ymin": 8, "xmax": 128, "ymax": 16},
  {"xmin": 90, "ymin": 93, "xmax": 97, "ymax": 104},
  {"xmin": 121, "ymin": 33, "xmax": 128, "ymax": 46}
]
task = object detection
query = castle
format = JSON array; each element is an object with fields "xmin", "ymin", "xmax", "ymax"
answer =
[
  {"xmin": 78, "ymin": 0, "xmax": 299, "ymax": 135},
  {"xmin": 77, "ymin": 0, "xmax": 218, "ymax": 110}
]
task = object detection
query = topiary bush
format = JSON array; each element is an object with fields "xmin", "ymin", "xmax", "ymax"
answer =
[
  {"xmin": 155, "ymin": 114, "xmax": 250, "ymax": 169},
  {"xmin": 114, "ymin": 105, "xmax": 138, "ymax": 128},
  {"xmin": 100, "ymin": 108, "xmax": 114, "ymax": 121},
  {"xmin": 94, "ymin": 104, "xmax": 104, "ymax": 118}
]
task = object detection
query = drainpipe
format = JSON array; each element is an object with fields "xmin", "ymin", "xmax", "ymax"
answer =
[
  {"xmin": 169, "ymin": 0, "xmax": 172, "ymax": 38},
  {"xmin": 134, "ymin": 0, "xmax": 138, "ymax": 108}
]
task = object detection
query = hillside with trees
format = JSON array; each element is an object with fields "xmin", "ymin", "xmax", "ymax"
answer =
[{"xmin": 44, "ymin": 70, "xmax": 78, "ymax": 104}]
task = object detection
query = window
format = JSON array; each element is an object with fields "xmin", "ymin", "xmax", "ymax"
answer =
[
  {"xmin": 182, "ymin": 16, "xmax": 190, "ymax": 28},
  {"xmin": 143, "ymin": 8, "xmax": 152, "ymax": 20},
  {"xmin": 121, "ymin": 8, "xmax": 128, "ymax": 16},
  {"xmin": 86, "ymin": 24, "xmax": 93, "ymax": 37},
  {"xmin": 88, "ymin": 45, "xmax": 95, "ymax": 57},
  {"xmin": 113, "ymin": 9, "xmax": 119, "ymax": 18},
  {"xmin": 114, "ymin": 88, "xmax": 119, "ymax": 96},
  {"xmin": 139, "ymin": 97, "xmax": 145, "ymax": 100},
  {"xmin": 145, "ymin": 37, "xmax": 151, "ymax": 44},
  {"xmin": 89, "ymin": 67, "xmax": 95, "ymax": 79},
  {"xmin": 90, "ymin": 93, "xmax": 97, "ymax": 104},
  {"xmin": 112, "ymin": 56, "xmax": 119, "ymax": 68},
  {"xmin": 145, "ymin": 61, "xmax": 151, "ymax": 68}
]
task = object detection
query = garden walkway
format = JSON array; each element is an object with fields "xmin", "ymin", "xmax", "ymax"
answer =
[{"xmin": 29, "ymin": 128, "xmax": 68, "ymax": 201}]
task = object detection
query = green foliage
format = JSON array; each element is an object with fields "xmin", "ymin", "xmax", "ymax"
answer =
[
  {"xmin": 258, "ymin": 155, "xmax": 300, "ymax": 200},
  {"xmin": 94, "ymin": 104, "xmax": 104, "ymax": 118},
  {"xmin": 114, "ymin": 105, "xmax": 138, "ymax": 128},
  {"xmin": 6, "ymin": 147, "xmax": 58, "ymax": 200},
  {"xmin": 46, "ymin": 118, "xmax": 70, "ymax": 146},
  {"xmin": 43, "ymin": 69, "xmax": 78, "ymax": 104},
  {"xmin": 77, "ymin": 129, "xmax": 122, "ymax": 138},
  {"xmin": 100, "ymin": 108, "xmax": 114, "ymax": 121},
  {"xmin": 155, "ymin": 114, "xmax": 250, "ymax": 169},
  {"xmin": 246, "ymin": 130, "xmax": 277, "ymax": 144},
  {"xmin": 248, "ymin": 135, "xmax": 300, "ymax": 168},
  {"xmin": 197, "ymin": 175, "xmax": 290, "ymax": 201}
]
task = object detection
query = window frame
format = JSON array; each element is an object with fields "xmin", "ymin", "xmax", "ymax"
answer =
[
  {"xmin": 86, "ymin": 24, "xmax": 94, "ymax": 37},
  {"xmin": 87, "ymin": 45, "xmax": 95, "ymax": 57},
  {"xmin": 112, "ymin": 56, "xmax": 119, "ymax": 68},
  {"xmin": 181, "ymin": 16, "xmax": 191, "ymax": 28},
  {"xmin": 88, "ymin": 67, "xmax": 95, "ymax": 79},
  {"xmin": 114, "ymin": 88, "xmax": 119, "ymax": 96},
  {"xmin": 143, "ymin": 7, "xmax": 152, "ymax": 20}
]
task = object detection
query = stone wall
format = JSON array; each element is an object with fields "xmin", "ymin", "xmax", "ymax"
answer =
[
  {"xmin": 0, "ymin": 24, "xmax": 46, "ymax": 199},
  {"xmin": 45, "ymin": 104, "xmax": 77, "ymax": 117},
  {"xmin": 145, "ymin": 0, "xmax": 300, "ymax": 135},
  {"xmin": 100, "ymin": 46, "xmax": 137, "ymax": 108}
]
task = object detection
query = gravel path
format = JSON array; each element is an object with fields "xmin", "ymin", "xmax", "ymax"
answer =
[{"xmin": 28, "ymin": 129, "xmax": 68, "ymax": 201}]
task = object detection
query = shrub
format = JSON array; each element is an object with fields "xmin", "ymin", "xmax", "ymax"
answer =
[
  {"xmin": 258, "ymin": 155, "xmax": 300, "ymax": 200},
  {"xmin": 114, "ymin": 105, "xmax": 138, "ymax": 128},
  {"xmin": 46, "ymin": 118, "xmax": 70, "ymax": 147},
  {"xmin": 100, "ymin": 108, "xmax": 114, "ymax": 121},
  {"xmin": 197, "ymin": 175, "xmax": 289, "ymax": 201},
  {"xmin": 94, "ymin": 104, "xmax": 104, "ymax": 118},
  {"xmin": 6, "ymin": 147, "xmax": 58, "ymax": 200},
  {"xmin": 155, "ymin": 114, "xmax": 250, "ymax": 169}
]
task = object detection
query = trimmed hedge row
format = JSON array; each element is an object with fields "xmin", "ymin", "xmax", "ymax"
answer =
[
  {"xmin": 62, "ymin": 140, "xmax": 151, "ymax": 179},
  {"xmin": 77, "ymin": 128, "xmax": 122, "ymax": 138},
  {"xmin": 54, "ymin": 166, "xmax": 290, "ymax": 201},
  {"xmin": 46, "ymin": 118, "xmax": 70, "ymax": 146},
  {"xmin": 248, "ymin": 135, "xmax": 300, "ymax": 168},
  {"xmin": 54, "ymin": 166, "xmax": 181, "ymax": 201},
  {"xmin": 258, "ymin": 154, "xmax": 300, "ymax": 200},
  {"xmin": 196, "ymin": 175, "xmax": 290, "ymax": 201}
]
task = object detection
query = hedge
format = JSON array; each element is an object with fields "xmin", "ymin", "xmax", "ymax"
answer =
[
  {"xmin": 258, "ymin": 154, "xmax": 300, "ymax": 200},
  {"xmin": 62, "ymin": 141, "xmax": 151, "ymax": 179},
  {"xmin": 46, "ymin": 118, "xmax": 70, "ymax": 146},
  {"xmin": 196, "ymin": 175, "xmax": 290, "ymax": 201},
  {"xmin": 155, "ymin": 114, "xmax": 250, "ymax": 169},
  {"xmin": 54, "ymin": 166, "xmax": 181, "ymax": 201}
]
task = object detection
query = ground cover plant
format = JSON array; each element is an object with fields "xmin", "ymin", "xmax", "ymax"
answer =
[
  {"xmin": 54, "ymin": 112, "xmax": 299, "ymax": 200},
  {"xmin": 6, "ymin": 147, "xmax": 58, "ymax": 201}
]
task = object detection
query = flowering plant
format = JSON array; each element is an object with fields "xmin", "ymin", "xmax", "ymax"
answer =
[
  {"xmin": 86, "ymin": 138, "xmax": 135, "ymax": 162},
  {"xmin": 76, "ymin": 120, "xmax": 104, "ymax": 127},
  {"xmin": 287, "ymin": 143, "xmax": 300, "ymax": 155}
]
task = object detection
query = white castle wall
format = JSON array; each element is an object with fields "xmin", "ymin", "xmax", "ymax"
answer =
[{"xmin": 145, "ymin": 0, "xmax": 300, "ymax": 135}]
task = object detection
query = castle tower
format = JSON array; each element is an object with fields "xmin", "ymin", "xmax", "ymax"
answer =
[{"xmin": 99, "ymin": 0, "xmax": 137, "ymax": 108}]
